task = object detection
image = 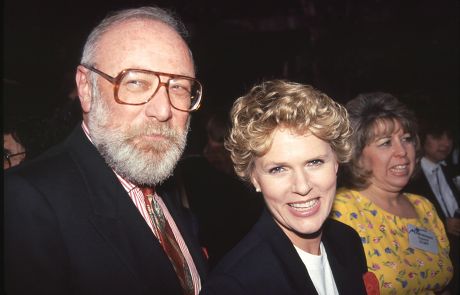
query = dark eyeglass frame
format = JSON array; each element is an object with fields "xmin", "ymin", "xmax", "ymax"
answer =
[
  {"xmin": 81, "ymin": 64, "xmax": 203, "ymax": 112},
  {"xmin": 4, "ymin": 150, "xmax": 26, "ymax": 168}
]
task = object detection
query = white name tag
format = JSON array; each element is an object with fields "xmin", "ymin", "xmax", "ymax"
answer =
[{"xmin": 408, "ymin": 224, "xmax": 438, "ymax": 254}]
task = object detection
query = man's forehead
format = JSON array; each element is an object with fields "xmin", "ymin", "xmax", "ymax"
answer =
[
  {"xmin": 102, "ymin": 19, "xmax": 181, "ymax": 42},
  {"xmin": 94, "ymin": 19, "xmax": 193, "ymax": 74}
]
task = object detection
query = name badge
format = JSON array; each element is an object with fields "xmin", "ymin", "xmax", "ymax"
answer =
[{"xmin": 407, "ymin": 224, "xmax": 438, "ymax": 254}]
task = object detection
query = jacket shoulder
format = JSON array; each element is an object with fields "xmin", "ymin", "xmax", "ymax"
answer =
[{"xmin": 324, "ymin": 219, "xmax": 367, "ymax": 271}]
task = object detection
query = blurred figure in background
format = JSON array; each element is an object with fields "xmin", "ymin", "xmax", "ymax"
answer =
[
  {"xmin": 3, "ymin": 124, "xmax": 26, "ymax": 169},
  {"xmin": 3, "ymin": 79, "xmax": 28, "ymax": 169},
  {"xmin": 3, "ymin": 75, "xmax": 82, "ymax": 165},
  {"xmin": 331, "ymin": 92, "xmax": 453, "ymax": 294},
  {"xmin": 179, "ymin": 110, "xmax": 263, "ymax": 268},
  {"xmin": 405, "ymin": 114, "xmax": 460, "ymax": 294},
  {"xmin": 202, "ymin": 113, "xmax": 235, "ymax": 176}
]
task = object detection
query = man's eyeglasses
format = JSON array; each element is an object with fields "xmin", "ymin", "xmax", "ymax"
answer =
[
  {"xmin": 4, "ymin": 150, "xmax": 26, "ymax": 169},
  {"xmin": 81, "ymin": 64, "xmax": 203, "ymax": 112}
]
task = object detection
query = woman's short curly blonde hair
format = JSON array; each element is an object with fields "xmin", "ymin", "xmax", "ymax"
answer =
[{"xmin": 225, "ymin": 80, "xmax": 352, "ymax": 182}]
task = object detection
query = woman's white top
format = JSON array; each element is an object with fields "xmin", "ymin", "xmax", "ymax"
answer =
[{"xmin": 294, "ymin": 242, "xmax": 339, "ymax": 295}]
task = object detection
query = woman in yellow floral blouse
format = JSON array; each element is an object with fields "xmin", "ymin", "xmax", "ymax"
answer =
[{"xmin": 331, "ymin": 92, "xmax": 453, "ymax": 295}]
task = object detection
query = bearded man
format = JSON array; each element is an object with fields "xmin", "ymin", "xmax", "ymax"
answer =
[{"xmin": 5, "ymin": 6, "xmax": 207, "ymax": 295}]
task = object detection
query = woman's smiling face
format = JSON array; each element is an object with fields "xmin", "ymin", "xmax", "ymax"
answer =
[{"xmin": 250, "ymin": 128, "xmax": 339, "ymax": 248}]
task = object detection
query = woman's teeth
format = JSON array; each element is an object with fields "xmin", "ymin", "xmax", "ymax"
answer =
[{"xmin": 289, "ymin": 199, "xmax": 318, "ymax": 210}]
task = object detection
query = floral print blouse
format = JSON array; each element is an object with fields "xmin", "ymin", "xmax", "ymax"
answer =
[{"xmin": 331, "ymin": 189, "xmax": 453, "ymax": 295}]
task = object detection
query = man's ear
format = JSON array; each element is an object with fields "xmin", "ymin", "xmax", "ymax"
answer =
[{"xmin": 76, "ymin": 65, "xmax": 93, "ymax": 113}]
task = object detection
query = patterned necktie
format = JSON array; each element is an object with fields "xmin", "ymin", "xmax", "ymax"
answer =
[{"xmin": 141, "ymin": 187, "xmax": 194, "ymax": 295}]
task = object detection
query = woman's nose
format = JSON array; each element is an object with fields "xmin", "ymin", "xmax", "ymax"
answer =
[
  {"xmin": 394, "ymin": 140, "xmax": 408, "ymax": 157},
  {"xmin": 292, "ymin": 172, "xmax": 312, "ymax": 196}
]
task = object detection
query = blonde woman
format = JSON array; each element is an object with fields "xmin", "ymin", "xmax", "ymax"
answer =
[{"xmin": 201, "ymin": 80, "xmax": 372, "ymax": 295}]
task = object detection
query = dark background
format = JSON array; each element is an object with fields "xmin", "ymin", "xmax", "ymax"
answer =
[{"xmin": 4, "ymin": 0, "xmax": 460, "ymax": 154}]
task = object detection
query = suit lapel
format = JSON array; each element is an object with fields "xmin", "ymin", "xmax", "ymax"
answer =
[
  {"xmin": 421, "ymin": 172, "xmax": 449, "ymax": 219},
  {"xmin": 322, "ymin": 220, "xmax": 366, "ymax": 295},
  {"xmin": 257, "ymin": 210, "xmax": 318, "ymax": 294},
  {"xmin": 407, "ymin": 171, "xmax": 447, "ymax": 219}
]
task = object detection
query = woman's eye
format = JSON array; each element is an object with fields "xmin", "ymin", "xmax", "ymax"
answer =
[
  {"xmin": 269, "ymin": 166, "xmax": 284, "ymax": 174},
  {"xmin": 378, "ymin": 140, "xmax": 391, "ymax": 147},
  {"xmin": 402, "ymin": 135, "xmax": 413, "ymax": 142},
  {"xmin": 308, "ymin": 159, "xmax": 324, "ymax": 166}
]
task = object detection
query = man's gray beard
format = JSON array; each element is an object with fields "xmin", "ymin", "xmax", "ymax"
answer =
[{"xmin": 87, "ymin": 86, "xmax": 189, "ymax": 186}]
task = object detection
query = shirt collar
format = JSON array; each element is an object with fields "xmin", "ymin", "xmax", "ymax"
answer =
[
  {"xmin": 421, "ymin": 157, "xmax": 441, "ymax": 174},
  {"xmin": 81, "ymin": 121, "xmax": 93, "ymax": 143}
]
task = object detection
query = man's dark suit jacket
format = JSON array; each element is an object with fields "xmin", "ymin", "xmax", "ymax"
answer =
[
  {"xmin": 4, "ymin": 125, "xmax": 207, "ymax": 295},
  {"xmin": 405, "ymin": 165, "xmax": 460, "ymax": 221},
  {"xmin": 404, "ymin": 165, "xmax": 460, "ymax": 294},
  {"xmin": 200, "ymin": 209, "xmax": 368, "ymax": 295}
]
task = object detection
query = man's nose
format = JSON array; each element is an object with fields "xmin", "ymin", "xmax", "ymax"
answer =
[{"xmin": 144, "ymin": 81, "xmax": 173, "ymax": 121}]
